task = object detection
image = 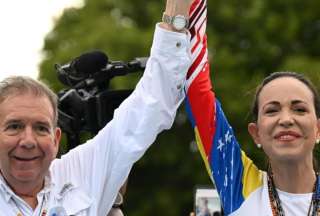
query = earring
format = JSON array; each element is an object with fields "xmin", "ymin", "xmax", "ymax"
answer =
[
  {"xmin": 257, "ymin": 143, "xmax": 262, "ymax": 148},
  {"xmin": 316, "ymin": 139, "xmax": 320, "ymax": 145}
]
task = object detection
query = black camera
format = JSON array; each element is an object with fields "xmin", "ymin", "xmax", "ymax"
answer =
[{"xmin": 55, "ymin": 50, "xmax": 148, "ymax": 149}]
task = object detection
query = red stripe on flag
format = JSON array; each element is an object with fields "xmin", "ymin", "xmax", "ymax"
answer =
[
  {"xmin": 190, "ymin": 0, "xmax": 205, "ymax": 24},
  {"xmin": 190, "ymin": 0, "xmax": 202, "ymax": 16},
  {"xmin": 191, "ymin": 17, "xmax": 206, "ymax": 53},
  {"xmin": 187, "ymin": 0, "xmax": 216, "ymax": 159},
  {"xmin": 187, "ymin": 62, "xmax": 216, "ymax": 157},
  {"xmin": 187, "ymin": 35, "xmax": 207, "ymax": 79},
  {"xmin": 189, "ymin": 1, "xmax": 206, "ymax": 40}
]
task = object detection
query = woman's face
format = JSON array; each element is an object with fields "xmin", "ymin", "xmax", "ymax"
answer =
[{"xmin": 248, "ymin": 77, "xmax": 320, "ymax": 163}]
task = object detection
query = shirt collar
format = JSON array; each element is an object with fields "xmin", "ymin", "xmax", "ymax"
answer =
[
  {"xmin": 0, "ymin": 172, "xmax": 54, "ymax": 202},
  {"xmin": 0, "ymin": 174, "xmax": 13, "ymax": 202}
]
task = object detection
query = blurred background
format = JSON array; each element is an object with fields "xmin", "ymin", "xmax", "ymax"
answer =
[
  {"xmin": 36, "ymin": 0, "xmax": 320, "ymax": 215},
  {"xmin": 0, "ymin": 0, "xmax": 82, "ymax": 80}
]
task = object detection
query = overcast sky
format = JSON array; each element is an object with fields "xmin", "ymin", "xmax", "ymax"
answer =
[{"xmin": 0, "ymin": 0, "xmax": 83, "ymax": 81}]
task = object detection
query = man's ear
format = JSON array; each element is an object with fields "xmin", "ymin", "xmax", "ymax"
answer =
[
  {"xmin": 53, "ymin": 127, "xmax": 62, "ymax": 157},
  {"xmin": 248, "ymin": 122, "xmax": 260, "ymax": 145}
]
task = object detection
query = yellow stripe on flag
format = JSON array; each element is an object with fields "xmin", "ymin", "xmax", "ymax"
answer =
[
  {"xmin": 241, "ymin": 151, "xmax": 263, "ymax": 198},
  {"xmin": 194, "ymin": 127, "xmax": 213, "ymax": 181}
]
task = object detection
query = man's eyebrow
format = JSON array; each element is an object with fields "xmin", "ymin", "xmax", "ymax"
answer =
[
  {"xmin": 3, "ymin": 119, "xmax": 52, "ymax": 127},
  {"xmin": 34, "ymin": 121, "xmax": 52, "ymax": 127},
  {"xmin": 3, "ymin": 119, "xmax": 22, "ymax": 124}
]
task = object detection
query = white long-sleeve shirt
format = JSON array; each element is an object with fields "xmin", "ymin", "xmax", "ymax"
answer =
[{"xmin": 0, "ymin": 24, "xmax": 191, "ymax": 216}]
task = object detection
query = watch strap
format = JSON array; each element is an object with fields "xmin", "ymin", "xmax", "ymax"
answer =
[{"xmin": 162, "ymin": 13, "xmax": 189, "ymax": 31}]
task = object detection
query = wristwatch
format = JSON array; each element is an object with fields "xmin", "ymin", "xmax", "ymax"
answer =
[{"xmin": 162, "ymin": 13, "xmax": 189, "ymax": 31}]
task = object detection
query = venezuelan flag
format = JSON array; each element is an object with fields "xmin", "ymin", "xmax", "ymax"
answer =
[{"xmin": 185, "ymin": 0, "xmax": 263, "ymax": 214}]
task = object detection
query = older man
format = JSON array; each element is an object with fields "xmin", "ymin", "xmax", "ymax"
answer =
[{"xmin": 0, "ymin": 0, "xmax": 192, "ymax": 215}]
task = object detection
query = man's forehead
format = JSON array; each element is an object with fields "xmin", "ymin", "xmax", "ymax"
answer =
[
  {"xmin": 1, "ymin": 91, "xmax": 49, "ymax": 103},
  {"xmin": 0, "ymin": 93, "xmax": 54, "ymax": 119}
]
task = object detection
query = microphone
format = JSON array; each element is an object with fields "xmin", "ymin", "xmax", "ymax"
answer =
[
  {"xmin": 73, "ymin": 50, "xmax": 108, "ymax": 75},
  {"xmin": 56, "ymin": 50, "xmax": 108, "ymax": 87},
  {"xmin": 55, "ymin": 50, "xmax": 148, "ymax": 88}
]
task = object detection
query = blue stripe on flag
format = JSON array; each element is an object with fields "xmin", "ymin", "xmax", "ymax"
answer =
[{"xmin": 211, "ymin": 100, "xmax": 245, "ymax": 214}]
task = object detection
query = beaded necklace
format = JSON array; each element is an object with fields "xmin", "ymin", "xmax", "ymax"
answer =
[{"xmin": 267, "ymin": 172, "xmax": 320, "ymax": 216}]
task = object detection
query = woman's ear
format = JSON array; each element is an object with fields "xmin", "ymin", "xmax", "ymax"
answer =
[
  {"xmin": 316, "ymin": 119, "xmax": 320, "ymax": 144},
  {"xmin": 248, "ymin": 122, "xmax": 260, "ymax": 145}
]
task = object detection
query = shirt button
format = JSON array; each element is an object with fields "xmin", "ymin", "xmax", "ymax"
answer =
[{"xmin": 176, "ymin": 42, "xmax": 181, "ymax": 48}]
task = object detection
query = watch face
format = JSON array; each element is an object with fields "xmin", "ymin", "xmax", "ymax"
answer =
[{"xmin": 173, "ymin": 16, "xmax": 187, "ymax": 30}]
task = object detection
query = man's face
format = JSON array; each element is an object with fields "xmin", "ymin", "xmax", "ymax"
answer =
[{"xmin": 0, "ymin": 93, "xmax": 61, "ymax": 188}]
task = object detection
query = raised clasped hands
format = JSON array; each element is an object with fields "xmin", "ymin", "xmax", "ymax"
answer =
[{"xmin": 164, "ymin": 0, "xmax": 193, "ymax": 16}]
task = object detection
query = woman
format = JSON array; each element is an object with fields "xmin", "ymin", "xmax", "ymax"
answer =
[
  {"xmin": 187, "ymin": 62, "xmax": 320, "ymax": 215},
  {"xmin": 247, "ymin": 72, "xmax": 320, "ymax": 215},
  {"xmin": 187, "ymin": 1, "xmax": 320, "ymax": 216},
  {"xmin": 187, "ymin": 70, "xmax": 320, "ymax": 215},
  {"xmin": 186, "ymin": 1, "xmax": 319, "ymax": 215}
]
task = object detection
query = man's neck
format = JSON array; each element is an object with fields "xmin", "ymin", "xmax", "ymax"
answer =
[
  {"xmin": 15, "ymin": 193, "xmax": 39, "ymax": 210},
  {"xmin": 0, "ymin": 173, "xmax": 44, "ymax": 210},
  {"xmin": 13, "ymin": 181, "xmax": 44, "ymax": 210}
]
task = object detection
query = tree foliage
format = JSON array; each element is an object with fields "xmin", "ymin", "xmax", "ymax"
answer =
[{"xmin": 39, "ymin": 0, "xmax": 320, "ymax": 215}]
